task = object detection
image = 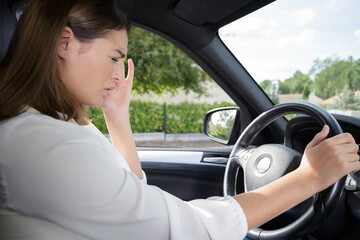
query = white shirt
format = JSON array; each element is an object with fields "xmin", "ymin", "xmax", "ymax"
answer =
[{"xmin": 0, "ymin": 108, "xmax": 247, "ymax": 240}]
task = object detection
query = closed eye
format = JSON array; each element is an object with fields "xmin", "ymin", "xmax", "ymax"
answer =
[{"xmin": 111, "ymin": 57, "xmax": 119, "ymax": 62}]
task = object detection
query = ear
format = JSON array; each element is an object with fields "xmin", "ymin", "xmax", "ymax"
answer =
[{"xmin": 57, "ymin": 26, "xmax": 74, "ymax": 59}]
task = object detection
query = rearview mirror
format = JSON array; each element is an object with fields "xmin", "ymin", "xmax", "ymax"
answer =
[{"xmin": 203, "ymin": 107, "xmax": 240, "ymax": 145}]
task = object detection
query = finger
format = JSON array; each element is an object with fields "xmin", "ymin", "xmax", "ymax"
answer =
[
  {"xmin": 325, "ymin": 132, "xmax": 355, "ymax": 145},
  {"xmin": 347, "ymin": 152, "xmax": 360, "ymax": 162},
  {"xmin": 347, "ymin": 160, "xmax": 360, "ymax": 172},
  {"xmin": 307, "ymin": 125, "xmax": 329, "ymax": 149},
  {"xmin": 334, "ymin": 143, "xmax": 360, "ymax": 155},
  {"xmin": 126, "ymin": 58, "xmax": 134, "ymax": 81},
  {"xmin": 333, "ymin": 154, "xmax": 360, "ymax": 175}
]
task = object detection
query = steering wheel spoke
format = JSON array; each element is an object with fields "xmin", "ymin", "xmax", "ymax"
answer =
[{"xmin": 237, "ymin": 147, "xmax": 256, "ymax": 168}]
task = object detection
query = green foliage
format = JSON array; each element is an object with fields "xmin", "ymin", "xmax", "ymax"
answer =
[
  {"xmin": 165, "ymin": 101, "xmax": 236, "ymax": 133},
  {"xmin": 86, "ymin": 107, "xmax": 107, "ymax": 133},
  {"xmin": 259, "ymin": 80, "xmax": 271, "ymax": 95},
  {"xmin": 332, "ymin": 85, "xmax": 360, "ymax": 110},
  {"xmin": 129, "ymin": 101, "xmax": 164, "ymax": 132},
  {"xmin": 271, "ymin": 95, "xmax": 279, "ymax": 104},
  {"xmin": 278, "ymin": 70, "xmax": 313, "ymax": 94},
  {"xmin": 350, "ymin": 58, "xmax": 360, "ymax": 90},
  {"xmin": 87, "ymin": 101, "xmax": 236, "ymax": 134},
  {"xmin": 313, "ymin": 56, "xmax": 360, "ymax": 99},
  {"xmin": 259, "ymin": 79, "xmax": 280, "ymax": 104},
  {"xmin": 302, "ymin": 84, "xmax": 311, "ymax": 100},
  {"xmin": 258, "ymin": 56, "xmax": 360, "ymax": 104},
  {"xmin": 127, "ymin": 26, "xmax": 208, "ymax": 96},
  {"xmin": 208, "ymin": 110, "xmax": 235, "ymax": 141},
  {"xmin": 284, "ymin": 114, "xmax": 297, "ymax": 121},
  {"xmin": 278, "ymin": 81, "xmax": 290, "ymax": 94}
]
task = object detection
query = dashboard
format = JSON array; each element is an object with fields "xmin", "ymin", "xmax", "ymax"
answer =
[{"xmin": 285, "ymin": 114, "xmax": 360, "ymax": 153}]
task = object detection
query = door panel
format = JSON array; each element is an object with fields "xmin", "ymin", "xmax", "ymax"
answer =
[{"xmin": 139, "ymin": 149, "xmax": 245, "ymax": 200}]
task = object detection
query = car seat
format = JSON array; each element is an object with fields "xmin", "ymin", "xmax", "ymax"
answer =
[{"xmin": 0, "ymin": 1, "xmax": 91, "ymax": 239}]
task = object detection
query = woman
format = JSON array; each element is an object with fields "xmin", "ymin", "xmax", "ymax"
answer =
[{"xmin": 0, "ymin": 0, "xmax": 359, "ymax": 239}]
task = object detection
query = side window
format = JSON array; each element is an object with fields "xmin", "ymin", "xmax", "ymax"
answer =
[{"xmin": 88, "ymin": 26, "xmax": 235, "ymax": 148}]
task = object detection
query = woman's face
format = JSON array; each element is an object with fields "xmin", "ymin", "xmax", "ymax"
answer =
[{"xmin": 57, "ymin": 29, "xmax": 128, "ymax": 107}]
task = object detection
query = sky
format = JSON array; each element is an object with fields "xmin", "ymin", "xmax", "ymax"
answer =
[{"xmin": 219, "ymin": 0, "xmax": 360, "ymax": 83}]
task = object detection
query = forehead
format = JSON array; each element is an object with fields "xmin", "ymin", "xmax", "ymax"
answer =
[{"xmin": 103, "ymin": 29, "xmax": 128, "ymax": 53}]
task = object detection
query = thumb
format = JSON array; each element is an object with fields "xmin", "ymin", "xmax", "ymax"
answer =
[
  {"xmin": 126, "ymin": 58, "xmax": 134, "ymax": 81},
  {"xmin": 306, "ymin": 125, "xmax": 330, "ymax": 149}
]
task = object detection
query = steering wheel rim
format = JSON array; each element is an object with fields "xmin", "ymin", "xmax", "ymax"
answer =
[{"xmin": 224, "ymin": 101, "xmax": 346, "ymax": 240}]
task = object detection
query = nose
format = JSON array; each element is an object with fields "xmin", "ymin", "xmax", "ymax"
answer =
[{"xmin": 112, "ymin": 63, "xmax": 125, "ymax": 82}]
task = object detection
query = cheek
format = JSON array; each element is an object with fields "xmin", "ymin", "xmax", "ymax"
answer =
[
  {"xmin": 81, "ymin": 59, "xmax": 112, "ymax": 85},
  {"xmin": 96, "ymin": 59, "xmax": 113, "ymax": 78}
]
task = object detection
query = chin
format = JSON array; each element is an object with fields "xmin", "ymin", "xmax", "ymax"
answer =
[{"xmin": 84, "ymin": 99, "xmax": 103, "ymax": 108}]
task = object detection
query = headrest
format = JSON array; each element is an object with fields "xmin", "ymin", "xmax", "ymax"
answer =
[
  {"xmin": 0, "ymin": 0, "xmax": 28, "ymax": 63},
  {"xmin": 0, "ymin": 1, "xmax": 16, "ymax": 63}
]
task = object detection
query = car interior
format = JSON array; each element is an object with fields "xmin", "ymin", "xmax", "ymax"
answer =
[{"xmin": 1, "ymin": 0, "xmax": 360, "ymax": 239}]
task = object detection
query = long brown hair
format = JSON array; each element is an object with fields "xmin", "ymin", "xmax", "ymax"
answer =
[{"xmin": 0, "ymin": 0, "xmax": 130, "ymax": 124}]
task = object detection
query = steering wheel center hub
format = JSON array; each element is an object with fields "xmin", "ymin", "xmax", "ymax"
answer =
[
  {"xmin": 245, "ymin": 144, "xmax": 302, "ymax": 192},
  {"xmin": 257, "ymin": 156, "xmax": 271, "ymax": 173}
]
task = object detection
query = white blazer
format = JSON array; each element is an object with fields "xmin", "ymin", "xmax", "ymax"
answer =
[{"xmin": 0, "ymin": 108, "xmax": 247, "ymax": 240}]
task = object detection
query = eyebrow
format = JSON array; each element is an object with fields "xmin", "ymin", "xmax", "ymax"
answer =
[{"xmin": 114, "ymin": 49, "xmax": 126, "ymax": 58}]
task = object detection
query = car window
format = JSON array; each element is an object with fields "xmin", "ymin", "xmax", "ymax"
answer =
[
  {"xmin": 219, "ymin": 0, "xmax": 360, "ymax": 119},
  {"xmin": 88, "ymin": 26, "xmax": 235, "ymax": 148}
]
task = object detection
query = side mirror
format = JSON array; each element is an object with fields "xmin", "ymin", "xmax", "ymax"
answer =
[{"xmin": 203, "ymin": 107, "xmax": 240, "ymax": 145}]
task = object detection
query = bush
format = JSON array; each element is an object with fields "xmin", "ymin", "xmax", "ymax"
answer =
[
  {"xmin": 129, "ymin": 101, "xmax": 164, "ymax": 132},
  {"xmin": 86, "ymin": 107, "xmax": 107, "ymax": 133},
  {"xmin": 87, "ymin": 101, "xmax": 235, "ymax": 134},
  {"xmin": 332, "ymin": 85, "xmax": 360, "ymax": 110}
]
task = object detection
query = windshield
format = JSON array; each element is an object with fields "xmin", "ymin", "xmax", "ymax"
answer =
[{"xmin": 219, "ymin": 0, "xmax": 360, "ymax": 118}]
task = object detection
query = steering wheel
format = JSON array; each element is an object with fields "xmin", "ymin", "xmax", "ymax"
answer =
[{"xmin": 224, "ymin": 101, "xmax": 346, "ymax": 240}]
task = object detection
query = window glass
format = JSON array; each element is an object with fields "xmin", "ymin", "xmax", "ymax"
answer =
[
  {"xmin": 219, "ymin": 0, "xmax": 360, "ymax": 119},
  {"xmin": 88, "ymin": 26, "xmax": 235, "ymax": 148}
]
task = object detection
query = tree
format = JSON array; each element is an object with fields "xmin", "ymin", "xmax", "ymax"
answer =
[
  {"xmin": 279, "ymin": 70, "xmax": 312, "ymax": 94},
  {"xmin": 332, "ymin": 85, "xmax": 360, "ymax": 110},
  {"xmin": 259, "ymin": 79, "xmax": 271, "ymax": 94},
  {"xmin": 347, "ymin": 57, "xmax": 360, "ymax": 91},
  {"xmin": 278, "ymin": 81, "xmax": 290, "ymax": 94},
  {"xmin": 127, "ymin": 26, "xmax": 208, "ymax": 95},
  {"xmin": 208, "ymin": 110, "xmax": 235, "ymax": 141},
  {"xmin": 312, "ymin": 56, "xmax": 359, "ymax": 99},
  {"xmin": 259, "ymin": 79, "xmax": 279, "ymax": 104},
  {"xmin": 302, "ymin": 84, "xmax": 311, "ymax": 100}
]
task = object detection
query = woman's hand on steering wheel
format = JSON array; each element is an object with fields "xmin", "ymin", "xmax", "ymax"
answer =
[
  {"xmin": 225, "ymin": 101, "xmax": 360, "ymax": 239},
  {"xmin": 299, "ymin": 125, "xmax": 360, "ymax": 193}
]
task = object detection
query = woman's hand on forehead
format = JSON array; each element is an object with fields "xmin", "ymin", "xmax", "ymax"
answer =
[{"xmin": 101, "ymin": 58, "xmax": 134, "ymax": 117}]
